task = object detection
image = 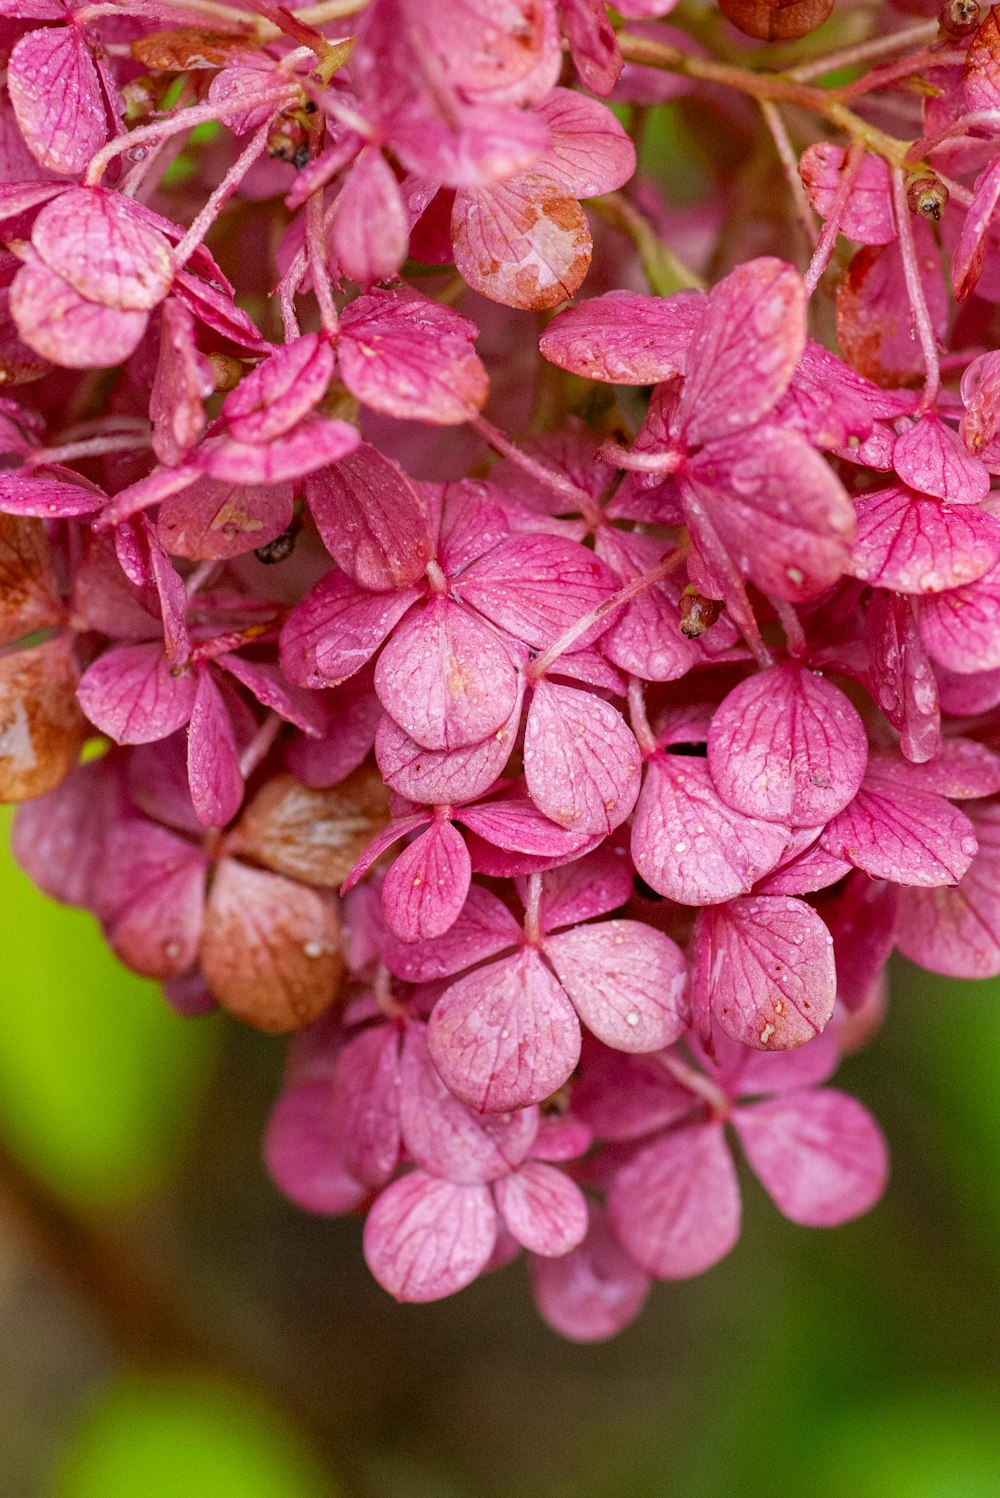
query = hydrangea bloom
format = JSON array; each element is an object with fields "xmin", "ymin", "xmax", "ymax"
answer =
[{"xmin": 3, "ymin": 0, "xmax": 1000, "ymax": 1341}]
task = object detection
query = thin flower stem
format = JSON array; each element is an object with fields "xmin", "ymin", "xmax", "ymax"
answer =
[
  {"xmin": 306, "ymin": 190, "xmax": 339, "ymax": 336},
  {"xmin": 28, "ymin": 433, "xmax": 152, "ymax": 465},
  {"xmin": 774, "ymin": 598, "xmax": 807, "ymax": 658},
  {"xmin": 523, "ymin": 875, "xmax": 544, "ymax": 947},
  {"xmin": 85, "ymin": 99, "xmax": 251, "ymax": 185},
  {"xmin": 786, "ymin": 19, "xmax": 941, "ymax": 81},
  {"xmin": 471, "ymin": 416, "xmax": 605, "ymax": 529},
  {"xmin": 589, "ymin": 194, "xmax": 705, "ymax": 294},
  {"xmin": 174, "ymin": 119, "xmax": 274, "ymax": 268},
  {"xmin": 759, "ymin": 100, "xmax": 819, "ymax": 251},
  {"xmin": 804, "ymin": 141, "xmax": 865, "ymax": 294},
  {"xmin": 834, "ymin": 46, "xmax": 969, "ymax": 101},
  {"xmin": 627, "ymin": 678, "xmax": 659, "ymax": 757},
  {"xmin": 657, "ymin": 1052, "xmax": 730, "ymax": 1119},
  {"xmin": 892, "ymin": 166, "xmax": 941, "ymax": 415},
  {"xmin": 239, "ymin": 712, "xmax": 282, "ymax": 779}
]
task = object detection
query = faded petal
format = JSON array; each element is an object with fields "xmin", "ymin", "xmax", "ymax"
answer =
[
  {"xmin": 228, "ymin": 767, "xmax": 390, "ymax": 888},
  {"xmin": 363, "ymin": 1171, "xmax": 496, "ymax": 1303},
  {"xmin": 530, "ymin": 1204, "xmax": 650, "ymax": 1342},
  {"xmin": 544, "ymin": 918, "xmax": 688, "ymax": 1052},
  {"xmin": 452, "ymin": 176, "xmax": 591, "ymax": 311},
  {"xmin": 494, "ymin": 1160, "xmax": 588, "ymax": 1256}
]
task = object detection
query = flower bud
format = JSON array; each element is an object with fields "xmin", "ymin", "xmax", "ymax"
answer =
[
  {"xmin": 938, "ymin": 0, "xmax": 980, "ymax": 36},
  {"xmin": 906, "ymin": 174, "xmax": 949, "ymax": 221},
  {"xmin": 679, "ymin": 587, "xmax": 723, "ymax": 638}
]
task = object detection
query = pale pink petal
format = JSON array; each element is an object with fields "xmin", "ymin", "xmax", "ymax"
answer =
[
  {"xmin": 32, "ymin": 189, "xmax": 174, "ymax": 311},
  {"xmin": 821, "ymin": 777, "xmax": 976, "ymax": 886},
  {"xmin": 186, "ymin": 666, "xmax": 243, "ymax": 827},
  {"xmin": 608, "ymin": 1121, "xmax": 741, "ymax": 1278},
  {"xmin": 559, "ymin": 0, "xmax": 623, "ymax": 94},
  {"xmin": 459, "ymin": 798, "xmax": 593, "ymax": 858},
  {"xmin": 375, "ymin": 597, "xmax": 518, "ymax": 751},
  {"xmin": 536, "ymin": 849, "xmax": 634, "ymax": 930},
  {"xmin": 330, "ymin": 146, "xmax": 409, "ymax": 286},
  {"xmin": 895, "ymin": 801, "xmax": 1000, "ymax": 977},
  {"xmin": 544, "ymin": 919, "xmax": 687, "ymax": 1052},
  {"xmin": 919, "ymin": 562, "xmax": 1000, "ymax": 673},
  {"xmin": 10, "ymin": 262, "xmax": 148, "ymax": 369},
  {"xmin": 214, "ymin": 656, "xmax": 325, "ymax": 736},
  {"xmin": 571, "ymin": 1042, "xmax": 695, "ymax": 1141},
  {"xmin": 280, "ymin": 569, "xmax": 420, "ymax": 689},
  {"xmin": 222, "ymin": 334, "xmax": 334, "ymax": 444},
  {"xmin": 494, "ymin": 1160, "xmax": 588, "ymax": 1256},
  {"xmin": 339, "ymin": 288, "xmax": 488, "ymax": 424},
  {"xmin": 679, "ymin": 257, "xmax": 806, "ymax": 445},
  {"xmin": 11, "ymin": 756, "xmax": 122, "ymax": 908},
  {"xmin": 799, "ymin": 143, "xmax": 894, "ymax": 245},
  {"xmin": 530, "ymin": 1204, "xmax": 650, "ymax": 1341},
  {"xmin": 728, "ymin": 1030, "xmax": 840, "ymax": 1097},
  {"xmin": 631, "ymin": 754, "xmax": 789, "ymax": 906},
  {"xmin": 264, "ymin": 1077, "xmax": 367, "ymax": 1215},
  {"xmin": 529, "ymin": 88, "xmax": 634, "ymax": 197},
  {"xmin": 305, "ymin": 443, "xmax": 432, "ymax": 591},
  {"xmin": 363, "ymin": 1172, "xmax": 496, "ymax": 1303},
  {"xmin": 892, "ymin": 416, "xmax": 990, "ymax": 503},
  {"xmin": 690, "ymin": 895, "xmax": 837, "ymax": 1050},
  {"xmin": 427, "ymin": 947, "xmax": 581, "ymax": 1111},
  {"xmin": 454, "ymin": 533, "xmax": 618, "ymax": 648},
  {"xmin": 330, "ymin": 1024, "xmax": 402, "ymax": 1188},
  {"xmin": 732, "ymin": 1089, "xmax": 888, "ymax": 1225},
  {"xmin": 452, "ymin": 176, "xmax": 591, "ymax": 311},
  {"xmin": 867, "ymin": 740, "xmax": 1000, "ymax": 800},
  {"xmin": 850, "ymin": 485, "xmax": 1000, "ymax": 594},
  {"xmin": 198, "ymin": 416, "xmax": 359, "ymax": 485},
  {"xmin": 77, "ymin": 643, "xmax": 196, "ymax": 745},
  {"xmin": 381, "ymin": 819, "xmax": 472, "ymax": 941},
  {"xmin": 707, "ymin": 664, "xmax": 868, "ymax": 826},
  {"xmin": 375, "ymin": 690, "xmax": 521, "ymax": 804},
  {"xmin": 523, "ymin": 679, "xmax": 641, "ymax": 836},
  {"xmin": 539, "ymin": 288, "xmax": 704, "ymax": 383},
  {"xmin": 866, "ymin": 589, "xmax": 941, "ymax": 764},
  {"xmin": 381, "ymin": 883, "xmax": 521, "ymax": 982},
  {"xmin": 8, "ymin": 28, "xmax": 108, "ymax": 176},
  {"xmin": 399, "ymin": 1022, "xmax": 538, "ymax": 1184}
]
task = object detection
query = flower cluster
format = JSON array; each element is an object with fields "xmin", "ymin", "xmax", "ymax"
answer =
[{"xmin": 3, "ymin": 0, "xmax": 1000, "ymax": 1339}]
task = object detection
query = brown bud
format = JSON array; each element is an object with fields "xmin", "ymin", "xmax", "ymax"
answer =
[
  {"xmin": 267, "ymin": 115, "xmax": 308, "ymax": 164},
  {"xmin": 938, "ymin": 0, "xmax": 980, "ymax": 37},
  {"xmin": 717, "ymin": 0, "xmax": 833, "ymax": 42},
  {"xmin": 906, "ymin": 173, "xmax": 949, "ymax": 221},
  {"xmin": 206, "ymin": 353, "xmax": 244, "ymax": 393},
  {"xmin": 679, "ymin": 587, "xmax": 723, "ymax": 639},
  {"xmin": 131, "ymin": 27, "xmax": 260, "ymax": 72}
]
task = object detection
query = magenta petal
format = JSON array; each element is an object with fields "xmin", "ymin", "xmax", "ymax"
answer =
[
  {"xmin": 494, "ymin": 1160, "xmax": 588, "ymax": 1256},
  {"xmin": 99, "ymin": 821, "xmax": 206, "ymax": 980},
  {"xmin": 305, "ymin": 443, "xmax": 432, "ymax": 591},
  {"xmin": 0, "ymin": 473, "xmax": 104, "ymax": 518},
  {"xmin": 381, "ymin": 819, "xmax": 471, "ymax": 941},
  {"xmin": 150, "ymin": 299, "xmax": 211, "ymax": 466},
  {"xmin": 537, "ymin": 849, "xmax": 633, "ymax": 929},
  {"xmin": 363, "ymin": 1172, "xmax": 497, "ymax": 1303},
  {"xmin": 198, "ymin": 416, "xmax": 359, "ymax": 485},
  {"xmin": 919, "ymin": 562, "xmax": 1000, "ymax": 673},
  {"xmin": 799, "ymin": 143, "xmax": 894, "ymax": 245},
  {"xmin": 732, "ymin": 1089, "xmax": 888, "ymax": 1226},
  {"xmin": 821, "ymin": 776, "xmax": 976, "ymax": 886},
  {"xmin": 330, "ymin": 145, "xmax": 409, "ymax": 286},
  {"xmin": 375, "ymin": 688, "xmax": 521, "ymax": 804},
  {"xmin": 691, "ymin": 895, "xmax": 837, "ymax": 1050},
  {"xmin": 867, "ymin": 590, "xmax": 941, "ymax": 764},
  {"xmin": 543, "ymin": 919, "xmax": 687, "ymax": 1052},
  {"xmin": 214, "ymin": 656, "xmax": 325, "ymax": 736},
  {"xmin": 375, "ymin": 597, "xmax": 518, "ymax": 751},
  {"xmin": 523, "ymin": 679, "xmax": 641, "ymax": 836},
  {"xmin": 559, "ymin": 0, "xmax": 623, "ymax": 95},
  {"xmin": 530, "ymin": 87, "xmax": 634, "ymax": 197},
  {"xmin": 280, "ymin": 569, "xmax": 420, "ymax": 689},
  {"xmin": 952, "ymin": 155, "xmax": 1000, "ymax": 300},
  {"xmin": 339, "ymin": 288, "xmax": 488, "ymax": 425},
  {"xmin": 399, "ymin": 1023, "xmax": 538, "ymax": 1184},
  {"xmin": 608, "ymin": 1121, "xmax": 741, "ymax": 1278},
  {"xmin": 679, "ymin": 257, "xmax": 806, "ymax": 445},
  {"xmin": 460, "ymin": 799, "xmax": 592, "ymax": 858},
  {"xmin": 8, "ymin": 28, "xmax": 108, "ymax": 176},
  {"xmin": 11, "ymin": 263, "xmax": 148, "ymax": 369},
  {"xmin": 222, "ymin": 334, "xmax": 334, "ymax": 444},
  {"xmin": 539, "ymin": 288, "xmax": 704, "ymax": 383},
  {"xmin": 892, "ymin": 416, "xmax": 990, "ymax": 504},
  {"xmin": 382, "ymin": 883, "xmax": 521, "ymax": 982},
  {"xmin": 186, "ymin": 667, "xmax": 243, "ymax": 828},
  {"xmin": 454, "ymin": 533, "xmax": 618, "ymax": 649},
  {"xmin": 264, "ymin": 1077, "xmax": 366, "ymax": 1215},
  {"xmin": 849, "ymin": 485, "xmax": 1000, "ymax": 594},
  {"xmin": 330, "ymin": 1024, "xmax": 402, "ymax": 1188},
  {"xmin": 707, "ymin": 664, "xmax": 868, "ymax": 826},
  {"xmin": 32, "ymin": 189, "xmax": 174, "ymax": 312},
  {"xmin": 157, "ymin": 476, "xmax": 294, "ymax": 561},
  {"xmin": 427, "ymin": 947, "xmax": 581, "ymax": 1111},
  {"xmin": 77, "ymin": 644, "xmax": 196, "ymax": 745},
  {"xmin": 530, "ymin": 1204, "xmax": 649, "ymax": 1342},
  {"xmin": 895, "ymin": 801, "xmax": 1000, "ymax": 977},
  {"xmin": 631, "ymin": 755, "xmax": 789, "ymax": 906},
  {"xmin": 11, "ymin": 756, "xmax": 123, "ymax": 908}
]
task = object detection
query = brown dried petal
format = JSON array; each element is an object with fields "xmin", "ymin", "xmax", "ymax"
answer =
[
  {"xmin": 201, "ymin": 858, "xmax": 344, "ymax": 1031},
  {"xmin": 0, "ymin": 637, "xmax": 86, "ymax": 802},
  {"xmin": 227, "ymin": 766, "xmax": 391, "ymax": 888},
  {"xmin": 131, "ymin": 29, "xmax": 262, "ymax": 71},
  {"xmin": 717, "ymin": 0, "xmax": 833, "ymax": 41},
  {"xmin": 0, "ymin": 514, "xmax": 62, "ymax": 648}
]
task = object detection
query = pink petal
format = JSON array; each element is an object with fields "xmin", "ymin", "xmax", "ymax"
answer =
[
  {"xmin": 150, "ymin": 298, "xmax": 212, "ymax": 466},
  {"xmin": 214, "ymin": 655, "xmax": 325, "ymax": 736},
  {"xmin": 772, "ymin": 339, "xmax": 876, "ymax": 451},
  {"xmin": 753, "ymin": 832, "xmax": 852, "ymax": 896},
  {"xmin": 952, "ymin": 155, "xmax": 1000, "ymax": 300},
  {"xmin": 186, "ymin": 666, "xmax": 243, "ymax": 828},
  {"xmin": 849, "ymin": 485, "xmax": 1000, "ymax": 594},
  {"xmin": 32, "ymin": 189, "xmax": 174, "ymax": 311},
  {"xmin": 821, "ymin": 775, "xmax": 976, "ymax": 886},
  {"xmin": 571, "ymin": 1041, "xmax": 695, "ymax": 1141},
  {"xmin": 537, "ymin": 849, "xmax": 634, "ymax": 929},
  {"xmin": 919, "ymin": 561, "xmax": 1000, "ymax": 673},
  {"xmin": 305, "ymin": 443, "xmax": 432, "ymax": 591},
  {"xmin": 8, "ymin": 27, "xmax": 108, "ymax": 176},
  {"xmin": 452, "ymin": 176, "xmax": 591, "ymax": 311},
  {"xmin": 678, "ymin": 257, "xmax": 806, "ymax": 445},
  {"xmin": 631, "ymin": 754, "xmax": 789, "ymax": 906},
  {"xmin": 726, "ymin": 1030, "xmax": 841, "ymax": 1097},
  {"xmin": 0, "ymin": 472, "xmax": 103, "ymax": 518},
  {"xmin": 732, "ymin": 1089, "xmax": 888, "ymax": 1225},
  {"xmin": 530, "ymin": 1204, "xmax": 650, "ymax": 1342},
  {"xmin": 330, "ymin": 1024, "xmax": 402, "ymax": 1188},
  {"xmin": 691, "ymin": 895, "xmax": 837, "ymax": 1050},
  {"xmin": 330, "ymin": 146, "xmax": 408, "ymax": 286},
  {"xmin": 866, "ymin": 589, "xmax": 941, "ymax": 764},
  {"xmin": 399, "ymin": 1022, "xmax": 538, "ymax": 1184},
  {"xmin": 198, "ymin": 416, "xmax": 359, "ymax": 485},
  {"xmin": 157, "ymin": 475, "xmax": 294, "ymax": 561},
  {"xmin": 707, "ymin": 664, "xmax": 868, "ymax": 826},
  {"xmin": 539, "ymin": 288, "xmax": 704, "ymax": 384},
  {"xmin": 608, "ymin": 1121, "xmax": 741, "ymax": 1278},
  {"xmin": 455, "ymin": 533, "xmax": 618, "ymax": 648},
  {"xmin": 280, "ymin": 569, "xmax": 420, "ymax": 689},
  {"xmin": 823, "ymin": 870, "xmax": 899, "ymax": 1010},
  {"xmin": 363, "ymin": 1172, "xmax": 497, "ymax": 1303},
  {"xmin": 460, "ymin": 798, "xmax": 593, "ymax": 858},
  {"xmin": 287, "ymin": 680, "xmax": 382, "ymax": 789},
  {"xmin": 523, "ymin": 679, "xmax": 641, "ymax": 836},
  {"xmin": 173, "ymin": 267, "xmax": 269, "ymax": 350},
  {"xmin": 77, "ymin": 643, "xmax": 196, "ymax": 745},
  {"xmin": 836, "ymin": 229, "xmax": 948, "ymax": 387},
  {"xmin": 264, "ymin": 1077, "xmax": 367, "ymax": 1215},
  {"xmin": 798, "ymin": 143, "xmax": 894, "ymax": 245},
  {"xmin": 895, "ymin": 801, "xmax": 1000, "ymax": 977},
  {"xmin": 99, "ymin": 821, "xmax": 206, "ymax": 980},
  {"xmin": 892, "ymin": 416, "xmax": 990, "ymax": 504},
  {"xmin": 559, "ymin": 0, "xmax": 623, "ymax": 94},
  {"xmin": 11, "ymin": 755, "xmax": 122, "ymax": 909},
  {"xmin": 221, "ymin": 334, "xmax": 334, "ymax": 444},
  {"xmin": 494, "ymin": 1160, "xmax": 588, "ymax": 1256},
  {"xmin": 375, "ymin": 597, "xmax": 518, "ymax": 751},
  {"xmin": 339, "ymin": 288, "xmax": 488, "ymax": 424},
  {"xmin": 375, "ymin": 691, "xmax": 521, "ymax": 804},
  {"xmin": 544, "ymin": 918, "xmax": 688, "ymax": 1052},
  {"xmin": 868, "ymin": 739, "xmax": 1000, "ymax": 800},
  {"xmin": 381, "ymin": 884, "xmax": 521, "ymax": 983},
  {"xmin": 427, "ymin": 947, "xmax": 581, "ymax": 1111},
  {"xmin": 10, "ymin": 262, "xmax": 148, "ymax": 369},
  {"xmin": 529, "ymin": 87, "xmax": 634, "ymax": 198},
  {"xmin": 381, "ymin": 819, "xmax": 471, "ymax": 941},
  {"xmin": 437, "ymin": 480, "xmax": 512, "ymax": 575}
]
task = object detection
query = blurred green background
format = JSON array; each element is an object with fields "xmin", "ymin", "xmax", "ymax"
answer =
[{"xmin": 1, "ymin": 804, "xmax": 998, "ymax": 1498}]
